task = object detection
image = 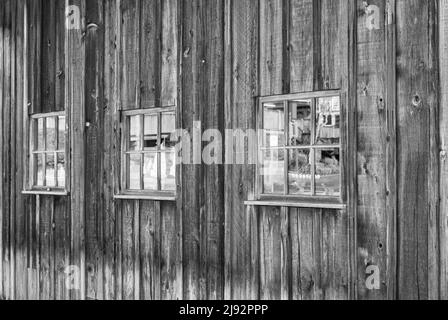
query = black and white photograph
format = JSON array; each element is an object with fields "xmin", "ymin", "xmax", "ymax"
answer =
[{"xmin": 0, "ymin": 0, "xmax": 448, "ymax": 307}]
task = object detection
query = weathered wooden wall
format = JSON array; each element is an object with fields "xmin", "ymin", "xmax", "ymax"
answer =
[{"xmin": 0, "ymin": 0, "xmax": 446, "ymax": 300}]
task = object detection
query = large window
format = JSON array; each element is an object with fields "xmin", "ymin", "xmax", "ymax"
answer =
[
  {"xmin": 258, "ymin": 91, "xmax": 343, "ymax": 202},
  {"xmin": 120, "ymin": 107, "xmax": 176, "ymax": 199},
  {"xmin": 25, "ymin": 112, "xmax": 68, "ymax": 193}
]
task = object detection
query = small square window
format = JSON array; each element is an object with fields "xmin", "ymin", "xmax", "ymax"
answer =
[
  {"xmin": 257, "ymin": 92, "xmax": 343, "ymax": 202},
  {"xmin": 26, "ymin": 112, "xmax": 68, "ymax": 194},
  {"xmin": 120, "ymin": 107, "xmax": 177, "ymax": 199}
]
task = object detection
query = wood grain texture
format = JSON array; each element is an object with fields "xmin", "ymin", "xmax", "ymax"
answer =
[{"xmin": 0, "ymin": 0, "xmax": 446, "ymax": 301}]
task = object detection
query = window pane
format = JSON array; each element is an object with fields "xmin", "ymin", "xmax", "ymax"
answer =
[
  {"xmin": 263, "ymin": 102, "xmax": 285, "ymax": 148},
  {"xmin": 46, "ymin": 154, "xmax": 56, "ymax": 187},
  {"xmin": 144, "ymin": 115, "xmax": 158, "ymax": 150},
  {"xmin": 127, "ymin": 154, "xmax": 141, "ymax": 190},
  {"xmin": 36, "ymin": 154, "xmax": 44, "ymax": 186},
  {"xmin": 129, "ymin": 115, "xmax": 142, "ymax": 151},
  {"xmin": 316, "ymin": 96, "xmax": 340, "ymax": 145},
  {"xmin": 161, "ymin": 112, "xmax": 176, "ymax": 150},
  {"xmin": 261, "ymin": 149, "xmax": 285, "ymax": 194},
  {"xmin": 315, "ymin": 148, "xmax": 340, "ymax": 196},
  {"xmin": 143, "ymin": 153, "xmax": 158, "ymax": 190},
  {"xmin": 46, "ymin": 117, "xmax": 57, "ymax": 151},
  {"xmin": 57, "ymin": 153, "xmax": 65, "ymax": 188},
  {"xmin": 161, "ymin": 152, "xmax": 176, "ymax": 191},
  {"xmin": 289, "ymin": 100, "xmax": 311, "ymax": 146},
  {"xmin": 288, "ymin": 149, "xmax": 312, "ymax": 195},
  {"xmin": 37, "ymin": 118, "xmax": 45, "ymax": 151},
  {"xmin": 58, "ymin": 116, "xmax": 66, "ymax": 150}
]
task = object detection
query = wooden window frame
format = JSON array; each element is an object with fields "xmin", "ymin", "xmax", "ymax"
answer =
[
  {"xmin": 22, "ymin": 111, "xmax": 70, "ymax": 196},
  {"xmin": 116, "ymin": 107, "xmax": 177, "ymax": 201},
  {"xmin": 252, "ymin": 90, "xmax": 347, "ymax": 209}
]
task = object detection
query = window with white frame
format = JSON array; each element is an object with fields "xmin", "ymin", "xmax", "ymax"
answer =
[
  {"xmin": 120, "ymin": 107, "xmax": 176, "ymax": 198},
  {"xmin": 26, "ymin": 112, "xmax": 68, "ymax": 193},
  {"xmin": 257, "ymin": 91, "xmax": 343, "ymax": 201}
]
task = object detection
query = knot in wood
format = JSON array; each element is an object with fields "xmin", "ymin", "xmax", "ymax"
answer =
[{"xmin": 412, "ymin": 95, "xmax": 422, "ymax": 108}]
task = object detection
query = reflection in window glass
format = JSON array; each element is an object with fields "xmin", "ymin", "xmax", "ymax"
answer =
[
  {"xmin": 161, "ymin": 152, "xmax": 176, "ymax": 191},
  {"xmin": 161, "ymin": 112, "xmax": 176, "ymax": 150},
  {"xmin": 289, "ymin": 100, "xmax": 311, "ymax": 146},
  {"xmin": 58, "ymin": 116, "xmax": 66, "ymax": 150},
  {"xmin": 37, "ymin": 118, "xmax": 45, "ymax": 151},
  {"xmin": 288, "ymin": 149, "xmax": 312, "ymax": 195},
  {"xmin": 128, "ymin": 154, "xmax": 141, "ymax": 190},
  {"xmin": 46, "ymin": 117, "xmax": 57, "ymax": 151},
  {"xmin": 46, "ymin": 154, "xmax": 56, "ymax": 187},
  {"xmin": 36, "ymin": 154, "xmax": 44, "ymax": 186},
  {"xmin": 57, "ymin": 153, "xmax": 65, "ymax": 188},
  {"xmin": 261, "ymin": 149, "xmax": 285, "ymax": 194},
  {"xmin": 129, "ymin": 116, "xmax": 141, "ymax": 151},
  {"xmin": 263, "ymin": 103, "xmax": 285, "ymax": 148},
  {"xmin": 315, "ymin": 149, "xmax": 340, "ymax": 196},
  {"xmin": 143, "ymin": 153, "xmax": 158, "ymax": 190},
  {"xmin": 316, "ymin": 96, "xmax": 340, "ymax": 145},
  {"xmin": 144, "ymin": 115, "xmax": 158, "ymax": 150}
]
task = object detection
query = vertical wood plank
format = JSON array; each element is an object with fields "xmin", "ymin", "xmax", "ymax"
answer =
[
  {"xmin": 120, "ymin": 0, "xmax": 140, "ymax": 110},
  {"xmin": 103, "ymin": 0, "xmax": 119, "ymax": 301},
  {"xmin": 68, "ymin": 0, "xmax": 87, "ymax": 300},
  {"xmin": 85, "ymin": 0, "xmax": 105, "ymax": 300},
  {"xmin": 439, "ymin": 0, "xmax": 448, "ymax": 300},
  {"xmin": 355, "ymin": 0, "xmax": 389, "ymax": 300},
  {"xmin": 224, "ymin": 0, "xmax": 260, "ymax": 300},
  {"xmin": 396, "ymin": 0, "xmax": 438, "ymax": 300}
]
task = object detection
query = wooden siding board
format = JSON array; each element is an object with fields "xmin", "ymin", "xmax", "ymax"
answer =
[
  {"xmin": 122, "ymin": 200, "xmax": 135, "ymax": 300},
  {"xmin": 224, "ymin": 0, "xmax": 260, "ymax": 300},
  {"xmin": 120, "ymin": 0, "xmax": 140, "ymax": 110},
  {"xmin": 68, "ymin": 0, "xmax": 87, "ymax": 300},
  {"xmin": 440, "ymin": 0, "xmax": 448, "ymax": 300},
  {"xmin": 0, "ymin": 0, "xmax": 5, "ymax": 299},
  {"xmin": 355, "ymin": 0, "xmax": 389, "ymax": 300},
  {"xmin": 396, "ymin": 0, "xmax": 439, "ymax": 300},
  {"xmin": 160, "ymin": 0, "xmax": 178, "ymax": 107},
  {"xmin": 2, "ymin": 0, "xmax": 12, "ymax": 300},
  {"xmin": 40, "ymin": 0, "xmax": 56, "ymax": 113},
  {"xmin": 85, "ymin": 0, "xmax": 105, "ymax": 301},
  {"xmin": 139, "ymin": 0, "xmax": 160, "ymax": 107},
  {"xmin": 14, "ymin": 0, "xmax": 27, "ymax": 300},
  {"xmin": 103, "ymin": 0, "xmax": 118, "ymax": 300},
  {"xmin": 139, "ymin": 200, "xmax": 160, "ymax": 300}
]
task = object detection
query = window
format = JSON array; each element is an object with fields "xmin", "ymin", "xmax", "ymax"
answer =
[
  {"xmin": 257, "ymin": 91, "xmax": 343, "ymax": 203},
  {"xmin": 25, "ymin": 112, "xmax": 68, "ymax": 194},
  {"xmin": 119, "ymin": 107, "xmax": 176, "ymax": 199}
]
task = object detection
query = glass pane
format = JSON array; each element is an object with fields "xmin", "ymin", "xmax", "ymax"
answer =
[
  {"xmin": 261, "ymin": 149, "xmax": 285, "ymax": 194},
  {"xmin": 37, "ymin": 118, "xmax": 45, "ymax": 151},
  {"xmin": 143, "ymin": 153, "xmax": 158, "ymax": 190},
  {"xmin": 289, "ymin": 100, "xmax": 312, "ymax": 146},
  {"xmin": 57, "ymin": 153, "xmax": 66, "ymax": 188},
  {"xmin": 263, "ymin": 102, "xmax": 285, "ymax": 148},
  {"xmin": 288, "ymin": 149, "xmax": 312, "ymax": 195},
  {"xmin": 161, "ymin": 152, "xmax": 176, "ymax": 191},
  {"xmin": 315, "ymin": 148, "xmax": 340, "ymax": 196},
  {"xmin": 127, "ymin": 154, "xmax": 141, "ymax": 190},
  {"xmin": 45, "ymin": 154, "xmax": 56, "ymax": 187},
  {"xmin": 144, "ymin": 114, "xmax": 158, "ymax": 150},
  {"xmin": 316, "ymin": 96, "xmax": 340, "ymax": 145},
  {"xmin": 129, "ymin": 115, "xmax": 142, "ymax": 151},
  {"xmin": 58, "ymin": 116, "xmax": 66, "ymax": 150},
  {"xmin": 46, "ymin": 117, "xmax": 57, "ymax": 151},
  {"xmin": 161, "ymin": 112, "xmax": 176, "ymax": 150},
  {"xmin": 36, "ymin": 154, "xmax": 44, "ymax": 186}
]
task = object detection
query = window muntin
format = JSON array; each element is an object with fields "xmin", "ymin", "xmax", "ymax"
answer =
[
  {"xmin": 29, "ymin": 113, "xmax": 67, "ymax": 191},
  {"xmin": 122, "ymin": 108, "xmax": 176, "ymax": 196},
  {"xmin": 258, "ymin": 93, "xmax": 342, "ymax": 199}
]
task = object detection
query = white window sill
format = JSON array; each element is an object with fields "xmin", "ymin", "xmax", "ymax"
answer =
[{"xmin": 244, "ymin": 199, "xmax": 346, "ymax": 210}]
